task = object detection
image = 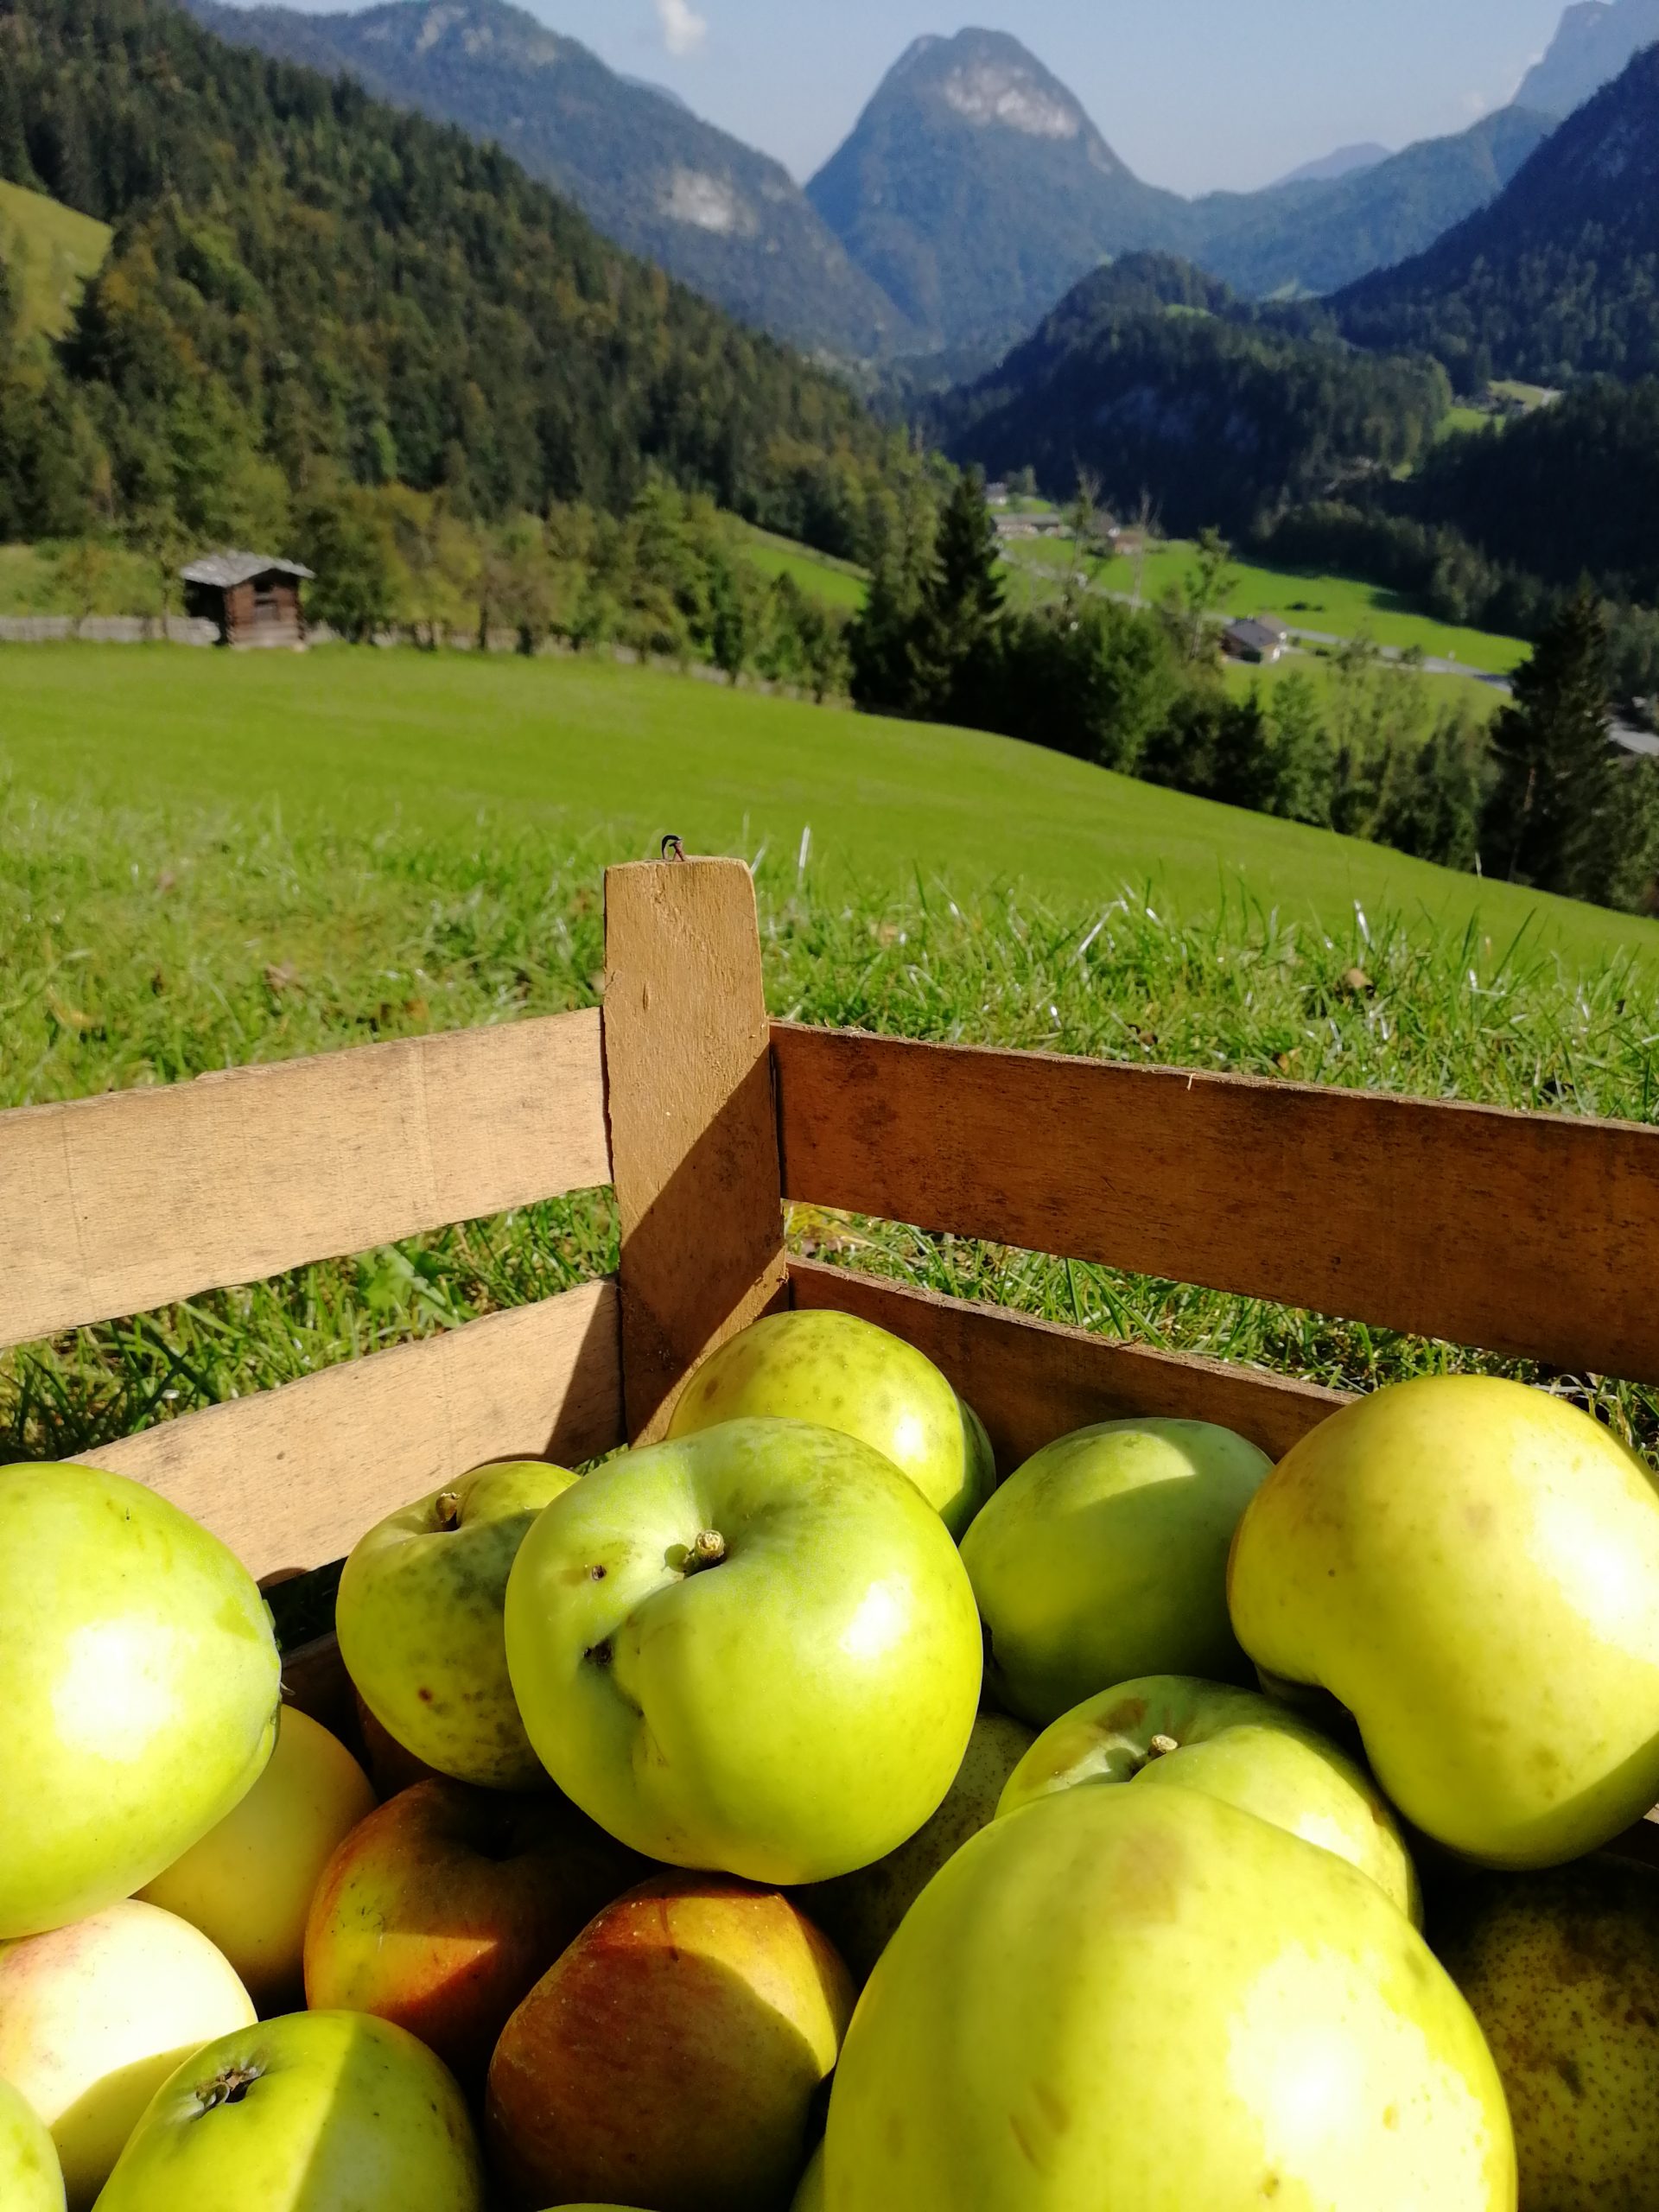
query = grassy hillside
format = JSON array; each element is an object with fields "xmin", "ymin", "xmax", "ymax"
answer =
[
  {"xmin": 734, "ymin": 523, "xmax": 868, "ymax": 613},
  {"xmin": 1, "ymin": 645, "xmax": 1648, "ymax": 971},
  {"xmin": 0, "ymin": 180, "xmax": 109, "ymax": 340}
]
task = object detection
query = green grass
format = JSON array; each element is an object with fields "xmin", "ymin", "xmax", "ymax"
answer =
[
  {"xmin": 1220, "ymin": 652, "xmax": 1506, "ymax": 723},
  {"xmin": 1434, "ymin": 404, "xmax": 1490, "ymax": 442},
  {"xmin": 3, "ymin": 747, "xmax": 1656, "ymax": 1484},
  {"xmin": 0, "ymin": 180, "xmax": 111, "ymax": 340},
  {"xmin": 2, "ymin": 644, "xmax": 1645, "ymax": 969},
  {"xmin": 733, "ymin": 522, "xmax": 868, "ymax": 612},
  {"xmin": 1003, "ymin": 537, "xmax": 1529, "ymax": 677}
]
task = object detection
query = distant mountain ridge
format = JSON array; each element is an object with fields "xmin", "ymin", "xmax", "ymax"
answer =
[
  {"xmin": 1271, "ymin": 143, "xmax": 1391, "ymax": 189},
  {"xmin": 181, "ymin": 0, "xmax": 914, "ymax": 360},
  {"xmin": 1515, "ymin": 0, "xmax": 1659, "ymax": 118},
  {"xmin": 1338, "ymin": 41, "xmax": 1659, "ymax": 385}
]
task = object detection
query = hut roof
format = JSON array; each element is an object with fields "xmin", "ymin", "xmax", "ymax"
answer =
[{"xmin": 179, "ymin": 552, "xmax": 315, "ymax": 588}]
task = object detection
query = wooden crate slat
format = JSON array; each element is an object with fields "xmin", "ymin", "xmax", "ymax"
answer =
[
  {"xmin": 775, "ymin": 1027, "xmax": 1659, "ymax": 1384},
  {"xmin": 789, "ymin": 1259, "xmax": 1349, "ymax": 1465},
  {"xmin": 605, "ymin": 859, "xmax": 788, "ymax": 1443},
  {"xmin": 2, "ymin": 1010, "xmax": 610, "ymax": 1351},
  {"xmin": 72, "ymin": 1278, "xmax": 623, "ymax": 1582}
]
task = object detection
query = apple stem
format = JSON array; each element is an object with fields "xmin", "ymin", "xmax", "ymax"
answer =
[
  {"xmin": 434, "ymin": 1491, "xmax": 462, "ymax": 1532},
  {"xmin": 683, "ymin": 1529, "xmax": 728, "ymax": 1573},
  {"xmin": 1146, "ymin": 1734, "xmax": 1180, "ymax": 1762}
]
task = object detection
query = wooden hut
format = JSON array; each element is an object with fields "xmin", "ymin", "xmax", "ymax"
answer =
[{"xmin": 180, "ymin": 553, "xmax": 314, "ymax": 648}]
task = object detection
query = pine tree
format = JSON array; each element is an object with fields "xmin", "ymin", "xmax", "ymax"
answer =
[
  {"xmin": 1481, "ymin": 589, "xmax": 1655, "ymax": 909},
  {"xmin": 920, "ymin": 467, "xmax": 1005, "ymax": 724}
]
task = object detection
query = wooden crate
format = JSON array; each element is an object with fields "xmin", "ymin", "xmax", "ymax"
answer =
[{"xmin": 7, "ymin": 854, "xmax": 1659, "ymax": 1849}]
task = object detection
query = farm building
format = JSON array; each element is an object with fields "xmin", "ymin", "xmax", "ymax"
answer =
[
  {"xmin": 1223, "ymin": 615, "xmax": 1290, "ymax": 665},
  {"xmin": 181, "ymin": 552, "xmax": 313, "ymax": 648}
]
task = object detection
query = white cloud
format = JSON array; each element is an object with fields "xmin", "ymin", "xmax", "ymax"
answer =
[{"xmin": 653, "ymin": 0, "xmax": 708, "ymax": 57}]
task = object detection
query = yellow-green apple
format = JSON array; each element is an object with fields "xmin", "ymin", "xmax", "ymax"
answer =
[
  {"xmin": 0, "ymin": 2077, "xmax": 64, "ymax": 2212},
  {"xmin": 823, "ymin": 1786, "xmax": 1515, "ymax": 2209},
  {"xmin": 353, "ymin": 1693, "xmax": 445, "ymax": 1797},
  {"xmin": 141, "ymin": 1708, "xmax": 375, "ymax": 2011},
  {"xmin": 997, "ymin": 1675, "xmax": 1420, "ymax": 1921},
  {"xmin": 1435, "ymin": 1859, "xmax": 1659, "ymax": 2209},
  {"xmin": 486, "ymin": 1873, "xmax": 853, "ymax": 2212},
  {"xmin": 959, "ymin": 1419, "xmax": 1270, "ymax": 1726},
  {"xmin": 1229, "ymin": 1374, "xmax": 1659, "ymax": 1866},
  {"xmin": 338, "ymin": 1460, "xmax": 578, "ymax": 1792},
  {"xmin": 798, "ymin": 1712, "xmax": 1035, "ymax": 1981},
  {"xmin": 0, "ymin": 1463, "xmax": 280, "ymax": 1938},
  {"xmin": 505, "ymin": 1418, "xmax": 982, "ymax": 1882},
  {"xmin": 303, "ymin": 1777, "xmax": 645, "ymax": 2081},
  {"xmin": 0, "ymin": 1899, "xmax": 255, "ymax": 2208},
  {"xmin": 92, "ymin": 2011, "xmax": 484, "ymax": 2211},
  {"xmin": 793, "ymin": 2145, "xmax": 824, "ymax": 2210},
  {"xmin": 666, "ymin": 1310, "xmax": 995, "ymax": 1537}
]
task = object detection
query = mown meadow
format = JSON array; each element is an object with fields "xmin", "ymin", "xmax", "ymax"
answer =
[{"xmin": 3, "ymin": 643, "xmax": 1657, "ymax": 1484}]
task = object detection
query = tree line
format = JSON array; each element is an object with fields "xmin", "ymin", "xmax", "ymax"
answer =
[{"xmin": 851, "ymin": 474, "xmax": 1659, "ymax": 917}]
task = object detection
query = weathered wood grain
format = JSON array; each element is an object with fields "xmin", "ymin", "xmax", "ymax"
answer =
[
  {"xmin": 775, "ymin": 1026, "xmax": 1659, "ymax": 1382},
  {"xmin": 790, "ymin": 1259, "xmax": 1348, "ymax": 1467},
  {"xmin": 3, "ymin": 1011, "xmax": 611, "ymax": 1351},
  {"xmin": 73, "ymin": 1278, "xmax": 623, "ymax": 1581},
  {"xmin": 604, "ymin": 858, "xmax": 787, "ymax": 1442}
]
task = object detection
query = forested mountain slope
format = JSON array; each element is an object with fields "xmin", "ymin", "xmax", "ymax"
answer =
[
  {"xmin": 0, "ymin": 0, "xmax": 904, "ymax": 549},
  {"xmin": 182, "ymin": 0, "xmax": 913, "ymax": 360},
  {"xmin": 1335, "ymin": 44, "xmax": 1659, "ymax": 385}
]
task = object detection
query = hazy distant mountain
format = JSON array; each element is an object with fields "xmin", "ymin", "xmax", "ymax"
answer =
[
  {"xmin": 805, "ymin": 29, "xmax": 1192, "ymax": 353},
  {"xmin": 1270, "ymin": 143, "xmax": 1390, "ymax": 188},
  {"xmin": 1515, "ymin": 0, "xmax": 1659, "ymax": 118},
  {"xmin": 183, "ymin": 0, "xmax": 913, "ymax": 360},
  {"xmin": 1339, "ymin": 43, "xmax": 1659, "ymax": 385},
  {"xmin": 1193, "ymin": 110, "xmax": 1553, "ymax": 299}
]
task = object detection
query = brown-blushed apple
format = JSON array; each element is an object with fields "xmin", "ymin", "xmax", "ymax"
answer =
[
  {"xmin": 353, "ymin": 1693, "xmax": 446, "ymax": 1798},
  {"xmin": 0, "ymin": 1462, "xmax": 280, "ymax": 1939},
  {"xmin": 666, "ymin": 1310, "xmax": 996, "ymax": 1537},
  {"xmin": 141, "ymin": 1708, "xmax": 375, "ymax": 2011},
  {"xmin": 1436, "ymin": 1858, "xmax": 1659, "ymax": 2210},
  {"xmin": 1230, "ymin": 1374, "xmax": 1659, "ymax": 1866},
  {"xmin": 338, "ymin": 1460, "xmax": 579, "ymax": 1791},
  {"xmin": 997, "ymin": 1675, "xmax": 1420, "ymax": 1922},
  {"xmin": 824, "ymin": 1787, "xmax": 1515, "ymax": 2209},
  {"xmin": 0, "ymin": 1899, "xmax": 254, "ymax": 2209},
  {"xmin": 505, "ymin": 1419, "xmax": 982, "ymax": 1884},
  {"xmin": 92, "ymin": 2011, "xmax": 485, "ymax": 2211},
  {"xmin": 797, "ymin": 1711, "xmax": 1035, "ymax": 1981},
  {"xmin": 961, "ymin": 1419, "xmax": 1271, "ymax": 1725},
  {"xmin": 0, "ymin": 2076, "xmax": 64, "ymax": 2212},
  {"xmin": 486, "ymin": 1873, "xmax": 854, "ymax": 2212},
  {"xmin": 303, "ymin": 1777, "xmax": 645, "ymax": 2081}
]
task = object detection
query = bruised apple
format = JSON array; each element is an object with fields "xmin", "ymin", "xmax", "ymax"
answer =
[
  {"xmin": 303, "ymin": 1778, "xmax": 645, "ymax": 2080},
  {"xmin": 1230, "ymin": 1375, "xmax": 1659, "ymax": 1866},
  {"xmin": 142, "ymin": 1709, "xmax": 375, "ymax": 2010},
  {"xmin": 997, "ymin": 1675, "xmax": 1420, "ymax": 1922},
  {"xmin": 666, "ymin": 1310, "xmax": 996, "ymax": 1537},
  {"xmin": 487, "ymin": 1874, "xmax": 853, "ymax": 2212},
  {"xmin": 824, "ymin": 1787, "xmax": 1514, "ymax": 2209}
]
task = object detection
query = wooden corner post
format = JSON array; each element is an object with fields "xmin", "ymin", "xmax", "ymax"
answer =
[{"xmin": 603, "ymin": 856, "xmax": 788, "ymax": 1444}]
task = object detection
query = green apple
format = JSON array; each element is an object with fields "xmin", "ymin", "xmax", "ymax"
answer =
[
  {"xmin": 504, "ymin": 1418, "xmax": 983, "ymax": 1882},
  {"xmin": 997, "ymin": 1675, "xmax": 1420, "ymax": 1922},
  {"xmin": 666, "ymin": 1310, "xmax": 996, "ymax": 1537},
  {"xmin": 142, "ymin": 1708, "xmax": 376, "ymax": 2012},
  {"xmin": 1230, "ymin": 1374, "xmax": 1659, "ymax": 1867},
  {"xmin": 0, "ymin": 1463, "xmax": 280, "ymax": 1939},
  {"xmin": 338, "ymin": 1459, "xmax": 578, "ymax": 1790},
  {"xmin": 1435, "ymin": 1859, "xmax": 1659, "ymax": 2209},
  {"xmin": 793, "ymin": 2144, "xmax": 824, "ymax": 2210},
  {"xmin": 0, "ymin": 1899, "xmax": 255, "ymax": 2209},
  {"xmin": 824, "ymin": 1786, "xmax": 1515, "ymax": 2209},
  {"xmin": 0, "ymin": 2077, "xmax": 64, "ymax": 2212},
  {"xmin": 93, "ymin": 2011, "xmax": 485, "ymax": 2211},
  {"xmin": 960, "ymin": 1419, "xmax": 1271, "ymax": 1726},
  {"xmin": 798, "ymin": 1711, "xmax": 1035, "ymax": 1981},
  {"xmin": 486, "ymin": 1872, "xmax": 853, "ymax": 2209}
]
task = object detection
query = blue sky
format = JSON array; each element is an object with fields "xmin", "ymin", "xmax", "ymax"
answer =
[{"xmin": 538, "ymin": 0, "xmax": 1573, "ymax": 193}]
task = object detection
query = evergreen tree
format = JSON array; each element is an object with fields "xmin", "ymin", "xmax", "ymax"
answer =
[
  {"xmin": 920, "ymin": 467, "xmax": 1005, "ymax": 723},
  {"xmin": 1376, "ymin": 705, "xmax": 1490, "ymax": 873},
  {"xmin": 1481, "ymin": 590, "xmax": 1656, "ymax": 909}
]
